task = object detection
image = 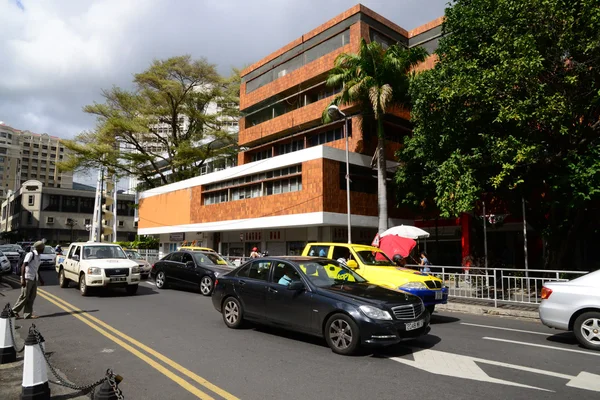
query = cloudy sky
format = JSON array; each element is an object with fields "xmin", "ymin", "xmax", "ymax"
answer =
[{"xmin": 0, "ymin": 0, "xmax": 449, "ymax": 183}]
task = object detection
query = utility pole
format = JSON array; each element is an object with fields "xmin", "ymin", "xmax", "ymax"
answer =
[{"xmin": 522, "ymin": 196, "xmax": 529, "ymax": 291}]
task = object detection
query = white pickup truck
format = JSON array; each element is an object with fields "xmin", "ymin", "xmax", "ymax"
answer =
[{"xmin": 55, "ymin": 242, "xmax": 141, "ymax": 296}]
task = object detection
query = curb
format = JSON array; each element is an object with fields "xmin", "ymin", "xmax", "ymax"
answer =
[{"xmin": 437, "ymin": 302, "xmax": 540, "ymax": 320}]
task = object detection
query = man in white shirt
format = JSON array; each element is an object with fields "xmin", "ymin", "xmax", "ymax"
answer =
[{"xmin": 13, "ymin": 240, "xmax": 45, "ymax": 319}]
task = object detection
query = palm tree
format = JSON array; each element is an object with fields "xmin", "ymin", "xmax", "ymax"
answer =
[{"xmin": 324, "ymin": 39, "xmax": 427, "ymax": 233}]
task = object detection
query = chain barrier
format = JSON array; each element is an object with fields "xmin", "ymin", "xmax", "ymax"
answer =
[
  {"xmin": 4, "ymin": 303, "xmax": 24, "ymax": 353},
  {"xmin": 28, "ymin": 324, "xmax": 123, "ymax": 397}
]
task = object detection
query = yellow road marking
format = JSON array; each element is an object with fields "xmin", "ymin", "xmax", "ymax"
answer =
[
  {"xmin": 36, "ymin": 291, "xmax": 216, "ymax": 400},
  {"xmin": 38, "ymin": 288, "xmax": 240, "ymax": 400}
]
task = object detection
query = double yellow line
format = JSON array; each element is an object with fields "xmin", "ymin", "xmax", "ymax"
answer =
[{"xmin": 7, "ymin": 277, "xmax": 239, "ymax": 400}]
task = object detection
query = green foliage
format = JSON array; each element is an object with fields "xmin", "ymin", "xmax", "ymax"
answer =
[
  {"xmin": 115, "ymin": 235, "xmax": 159, "ymax": 250},
  {"xmin": 324, "ymin": 39, "xmax": 427, "ymax": 232},
  {"xmin": 59, "ymin": 56, "xmax": 240, "ymax": 189},
  {"xmin": 395, "ymin": 0, "xmax": 600, "ymax": 268}
]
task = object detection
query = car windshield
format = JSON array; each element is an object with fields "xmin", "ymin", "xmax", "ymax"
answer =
[
  {"xmin": 355, "ymin": 250, "xmax": 396, "ymax": 266},
  {"xmin": 0, "ymin": 245, "xmax": 22, "ymax": 252},
  {"xmin": 193, "ymin": 252, "xmax": 229, "ymax": 266},
  {"xmin": 126, "ymin": 251, "xmax": 142, "ymax": 259},
  {"xmin": 297, "ymin": 260, "xmax": 367, "ymax": 287},
  {"xmin": 43, "ymin": 246, "xmax": 55, "ymax": 254},
  {"xmin": 83, "ymin": 246, "xmax": 127, "ymax": 260}
]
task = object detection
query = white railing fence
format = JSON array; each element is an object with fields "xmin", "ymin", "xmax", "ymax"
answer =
[
  {"xmin": 405, "ymin": 264, "xmax": 588, "ymax": 307},
  {"xmin": 136, "ymin": 249, "xmax": 160, "ymax": 264}
]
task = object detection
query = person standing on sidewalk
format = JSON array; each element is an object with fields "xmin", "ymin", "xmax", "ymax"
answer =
[{"xmin": 13, "ymin": 240, "xmax": 45, "ymax": 319}]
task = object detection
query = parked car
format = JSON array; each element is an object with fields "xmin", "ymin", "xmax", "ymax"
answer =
[
  {"xmin": 0, "ymin": 251, "xmax": 11, "ymax": 275},
  {"xmin": 539, "ymin": 269, "xmax": 600, "ymax": 351},
  {"xmin": 0, "ymin": 244, "xmax": 25, "ymax": 274},
  {"xmin": 123, "ymin": 249, "xmax": 152, "ymax": 278},
  {"xmin": 212, "ymin": 256, "xmax": 430, "ymax": 355},
  {"xmin": 151, "ymin": 250, "xmax": 234, "ymax": 295},
  {"xmin": 302, "ymin": 243, "xmax": 448, "ymax": 313},
  {"xmin": 55, "ymin": 242, "xmax": 141, "ymax": 296},
  {"xmin": 39, "ymin": 246, "xmax": 57, "ymax": 270}
]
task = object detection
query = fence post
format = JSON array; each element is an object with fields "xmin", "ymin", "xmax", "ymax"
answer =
[{"xmin": 493, "ymin": 268, "xmax": 498, "ymax": 308}]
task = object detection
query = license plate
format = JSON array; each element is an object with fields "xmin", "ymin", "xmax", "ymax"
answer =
[
  {"xmin": 435, "ymin": 291, "xmax": 443, "ymax": 300},
  {"xmin": 111, "ymin": 277, "xmax": 126, "ymax": 282},
  {"xmin": 405, "ymin": 320, "xmax": 424, "ymax": 331}
]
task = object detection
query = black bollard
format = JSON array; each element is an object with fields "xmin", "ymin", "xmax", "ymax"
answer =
[{"xmin": 94, "ymin": 372, "xmax": 123, "ymax": 399}]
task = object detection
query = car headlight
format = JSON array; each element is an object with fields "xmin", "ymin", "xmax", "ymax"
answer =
[
  {"xmin": 400, "ymin": 281, "xmax": 428, "ymax": 290},
  {"xmin": 359, "ymin": 305, "xmax": 392, "ymax": 320},
  {"xmin": 87, "ymin": 267, "xmax": 102, "ymax": 275},
  {"xmin": 132, "ymin": 266, "xmax": 140, "ymax": 274}
]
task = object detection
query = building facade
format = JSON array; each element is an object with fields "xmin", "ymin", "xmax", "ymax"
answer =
[
  {"xmin": 138, "ymin": 5, "xmax": 445, "ymax": 258},
  {"xmin": 1, "ymin": 180, "xmax": 136, "ymax": 244},
  {"xmin": 0, "ymin": 123, "xmax": 73, "ymax": 202}
]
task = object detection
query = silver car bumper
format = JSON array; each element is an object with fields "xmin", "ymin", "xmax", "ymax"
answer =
[{"xmin": 539, "ymin": 300, "xmax": 570, "ymax": 331}]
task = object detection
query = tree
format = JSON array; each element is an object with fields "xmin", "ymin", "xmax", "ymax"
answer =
[
  {"xmin": 324, "ymin": 39, "xmax": 427, "ymax": 233},
  {"xmin": 60, "ymin": 55, "xmax": 240, "ymax": 189},
  {"xmin": 396, "ymin": 0, "xmax": 600, "ymax": 269}
]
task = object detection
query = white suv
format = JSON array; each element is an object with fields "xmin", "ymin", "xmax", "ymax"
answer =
[{"xmin": 56, "ymin": 242, "xmax": 141, "ymax": 296}]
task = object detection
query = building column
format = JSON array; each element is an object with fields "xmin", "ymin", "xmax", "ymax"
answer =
[{"xmin": 460, "ymin": 213, "xmax": 471, "ymax": 260}]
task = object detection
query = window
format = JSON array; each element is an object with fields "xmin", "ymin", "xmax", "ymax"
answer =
[
  {"xmin": 23, "ymin": 150, "xmax": 30, "ymax": 155},
  {"xmin": 26, "ymin": 212, "xmax": 33, "ymax": 225},
  {"xmin": 332, "ymin": 246, "xmax": 352, "ymax": 261},
  {"xmin": 170, "ymin": 252, "xmax": 183, "ymax": 263},
  {"xmin": 85, "ymin": 218, "xmax": 91, "ymax": 225},
  {"xmin": 250, "ymin": 149, "xmax": 272, "ymax": 162},
  {"xmin": 306, "ymin": 245, "xmax": 330, "ymax": 257},
  {"xmin": 42, "ymin": 145, "xmax": 48, "ymax": 150},
  {"xmin": 68, "ymin": 246, "xmax": 77, "ymax": 259},
  {"xmin": 28, "ymin": 195, "xmax": 34, "ymax": 206},
  {"xmin": 308, "ymin": 126, "xmax": 347, "ymax": 147},
  {"xmin": 277, "ymin": 139, "xmax": 304, "ymax": 155},
  {"xmin": 23, "ymin": 142, "xmax": 30, "ymax": 147},
  {"xmin": 181, "ymin": 253, "xmax": 193, "ymax": 264},
  {"xmin": 42, "ymin": 153, "xmax": 47, "ymax": 158},
  {"xmin": 272, "ymin": 262, "xmax": 301, "ymax": 286},
  {"xmin": 247, "ymin": 261, "xmax": 272, "ymax": 281},
  {"xmin": 118, "ymin": 220, "xmax": 124, "ymax": 227},
  {"xmin": 33, "ymin": 152, "xmax": 39, "ymax": 156},
  {"xmin": 33, "ymin": 144, "xmax": 39, "ymax": 148}
]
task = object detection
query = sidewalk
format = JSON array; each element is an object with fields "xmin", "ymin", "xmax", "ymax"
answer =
[
  {"xmin": 0, "ymin": 282, "xmax": 89, "ymax": 400},
  {"xmin": 438, "ymin": 298, "xmax": 540, "ymax": 319}
]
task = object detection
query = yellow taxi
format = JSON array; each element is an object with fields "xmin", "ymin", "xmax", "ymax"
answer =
[
  {"xmin": 302, "ymin": 242, "xmax": 448, "ymax": 313},
  {"xmin": 178, "ymin": 246, "xmax": 217, "ymax": 253}
]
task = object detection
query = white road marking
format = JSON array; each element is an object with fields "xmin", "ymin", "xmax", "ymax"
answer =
[
  {"xmin": 101, "ymin": 348, "xmax": 115, "ymax": 353},
  {"xmin": 390, "ymin": 350, "xmax": 550, "ymax": 392},
  {"xmin": 483, "ymin": 337, "xmax": 600, "ymax": 357},
  {"xmin": 461, "ymin": 322, "xmax": 551, "ymax": 336},
  {"xmin": 390, "ymin": 347, "xmax": 600, "ymax": 392}
]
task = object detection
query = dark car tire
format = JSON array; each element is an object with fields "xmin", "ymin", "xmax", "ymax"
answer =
[
  {"xmin": 426, "ymin": 305, "xmax": 435, "ymax": 315},
  {"xmin": 200, "ymin": 276, "xmax": 213, "ymax": 296},
  {"xmin": 222, "ymin": 297, "xmax": 244, "ymax": 329},
  {"xmin": 324, "ymin": 313, "xmax": 361, "ymax": 356},
  {"xmin": 155, "ymin": 271, "xmax": 167, "ymax": 289},
  {"xmin": 126, "ymin": 285, "xmax": 138, "ymax": 295},
  {"xmin": 58, "ymin": 269, "xmax": 70, "ymax": 288},
  {"xmin": 573, "ymin": 311, "xmax": 600, "ymax": 351},
  {"xmin": 79, "ymin": 274, "xmax": 89, "ymax": 297}
]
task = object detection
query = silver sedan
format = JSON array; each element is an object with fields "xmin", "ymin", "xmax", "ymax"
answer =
[{"xmin": 539, "ymin": 269, "xmax": 600, "ymax": 350}]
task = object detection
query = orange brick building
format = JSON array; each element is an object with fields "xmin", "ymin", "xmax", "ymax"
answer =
[{"xmin": 138, "ymin": 4, "xmax": 445, "ymax": 259}]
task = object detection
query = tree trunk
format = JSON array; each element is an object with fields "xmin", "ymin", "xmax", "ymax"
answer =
[{"xmin": 376, "ymin": 118, "xmax": 388, "ymax": 234}]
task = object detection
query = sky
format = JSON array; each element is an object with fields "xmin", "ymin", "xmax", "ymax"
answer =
[{"xmin": 0, "ymin": 0, "xmax": 450, "ymax": 186}]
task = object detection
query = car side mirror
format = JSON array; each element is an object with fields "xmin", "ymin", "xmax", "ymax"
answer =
[
  {"xmin": 346, "ymin": 260, "xmax": 358, "ymax": 269},
  {"xmin": 72, "ymin": 255, "xmax": 79, "ymax": 261},
  {"xmin": 288, "ymin": 281, "xmax": 305, "ymax": 291}
]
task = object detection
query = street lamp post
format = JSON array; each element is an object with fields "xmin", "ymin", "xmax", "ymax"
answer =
[{"xmin": 327, "ymin": 105, "xmax": 352, "ymax": 244}]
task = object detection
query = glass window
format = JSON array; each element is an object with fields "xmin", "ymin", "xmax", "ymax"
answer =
[
  {"xmin": 298, "ymin": 260, "xmax": 365, "ymax": 287},
  {"xmin": 170, "ymin": 252, "xmax": 183, "ymax": 263},
  {"xmin": 83, "ymin": 245, "xmax": 127, "ymax": 260},
  {"xmin": 248, "ymin": 260, "xmax": 272, "ymax": 281},
  {"xmin": 28, "ymin": 195, "xmax": 34, "ymax": 206},
  {"xmin": 181, "ymin": 253, "xmax": 193, "ymax": 264},
  {"xmin": 332, "ymin": 246, "xmax": 352, "ymax": 261},
  {"xmin": 306, "ymin": 245, "xmax": 330, "ymax": 257},
  {"xmin": 271, "ymin": 262, "xmax": 301, "ymax": 286}
]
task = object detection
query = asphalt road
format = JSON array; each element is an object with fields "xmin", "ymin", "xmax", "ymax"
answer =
[{"xmin": 2, "ymin": 270, "xmax": 599, "ymax": 400}]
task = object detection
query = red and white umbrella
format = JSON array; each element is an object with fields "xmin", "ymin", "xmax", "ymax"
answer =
[{"xmin": 380, "ymin": 225, "xmax": 430, "ymax": 240}]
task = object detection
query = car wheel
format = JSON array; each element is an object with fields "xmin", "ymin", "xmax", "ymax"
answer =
[
  {"xmin": 222, "ymin": 297, "xmax": 244, "ymax": 329},
  {"xmin": 79, "ymin": 274, "xmax": 89, "ymax": 296},
  {"xmin": 573, "ymin": 311, "xmax": 600, "ymax": 351},
  {"xmin": 126, "ymin": 285, "xmax": 138, "ymax": 295},
  {"xmin": 59, "ymin": 269, "xmax": 70, "ymax": 288},
  {"xmin": 200, "ymin": 276, "xmax": 213, "ymax": 296},
  {"xmin": 325, "ymin": 314, "xmax": 360, "ymax": 355},
  {"xmin": 426, "ymin": 305, "xmax": 435, "ymax": 315},
  {"xmin": 155, "ymin": 271, "xmax": 167, "ymax": 289}
]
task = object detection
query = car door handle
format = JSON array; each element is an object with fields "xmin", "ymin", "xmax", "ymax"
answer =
[
  {"xmin": 238, "ymin": 280, "xmax": 246, "ymax": 287},
  {"xmin": 268, "ymin": 287, "xmax": 278, "ymax": 293}
]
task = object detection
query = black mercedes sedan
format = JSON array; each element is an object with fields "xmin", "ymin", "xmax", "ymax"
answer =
[
  {"xmin": 151, "ymin": 250, "xmax": 235, "ymax": 296},
  {"xmin": 212, "ymin": 256, "xmax": 430, "ymax": 355}
]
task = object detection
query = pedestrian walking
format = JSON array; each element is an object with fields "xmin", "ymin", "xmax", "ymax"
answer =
[
  {"xmin": 419, "ymin": 251, "xmax": 432, "ymax": 274},
  {"xmin": 12, "ymin": 240, "xmax": 45, "ymax": 319},
  {"xmin": 249, "ymin": 247, "xmax": 260, "ymax": 259}
]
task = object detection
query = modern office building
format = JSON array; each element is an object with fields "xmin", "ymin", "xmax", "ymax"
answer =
[
  {"xmin": 1, "ymin": 180, "xmax": 136, "ymax": 244},
  {"xmin": 138, "ymin": 4, "xmax": 446, "ymax": 258},
  {"xmin": 0, "ymin": 122, "xmax": 73, "ymax": 202}
]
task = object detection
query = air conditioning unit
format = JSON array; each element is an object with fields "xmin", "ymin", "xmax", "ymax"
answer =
[
  {"xmin": 46, "ymin": 217, "xmax": 54, "ymax": 224},
  {"xmin": 277, "ymin": 69, "xmax": 288, "ymax": 78}
]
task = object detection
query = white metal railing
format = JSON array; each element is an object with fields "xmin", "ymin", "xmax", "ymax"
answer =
[
  {"xmin": 405, "ymin": 264, "xmax": 589, "ymax": 307},
  {"xmin": 136, "ymin": 249, "xmax": 160, "ymax": 264}
]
